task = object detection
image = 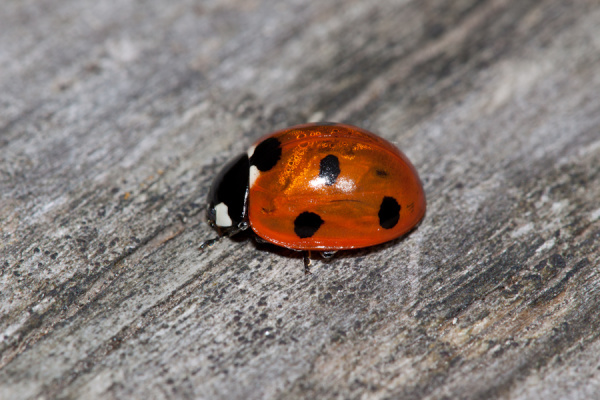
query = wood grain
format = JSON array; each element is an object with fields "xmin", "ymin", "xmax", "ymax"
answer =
[{"xmin": 1, "ymin": 1, "xmax": 599, "ymax": 399}]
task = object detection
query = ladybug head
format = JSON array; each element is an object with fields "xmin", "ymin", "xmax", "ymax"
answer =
[{"xmin": 206, "ymin": 153, "xmax": 250, "ymax": 236}]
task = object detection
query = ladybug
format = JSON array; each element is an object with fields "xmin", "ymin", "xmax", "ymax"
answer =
[{"xmin": 203, "ymin": 123, "xmax": 426, "ymax": 273}]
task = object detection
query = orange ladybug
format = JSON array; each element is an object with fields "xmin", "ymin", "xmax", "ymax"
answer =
[{"xmin": 204, "ymin": 123, "xmax": 426, "ymax": 273}]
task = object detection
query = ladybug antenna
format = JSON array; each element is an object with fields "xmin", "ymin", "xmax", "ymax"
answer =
[
  {"xmin": 199, "ymin": 235, "xmax": 222, "ymax": 250},
  {"xmin": 200, "ymin": 221, "xmax": 249, "ymax": 251}
]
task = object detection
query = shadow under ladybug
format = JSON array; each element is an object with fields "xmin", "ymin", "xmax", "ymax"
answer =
[{"xmin": 200, "ymin": 123, "xmax": 426, "ymax": 275}]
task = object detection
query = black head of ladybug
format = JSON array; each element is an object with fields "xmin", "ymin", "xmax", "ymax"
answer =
[{"xmin": 206, "ymin": 153, "xmax": 250, "ymax": 236}]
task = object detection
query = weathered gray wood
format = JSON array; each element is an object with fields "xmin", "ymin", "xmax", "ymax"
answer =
[{"xmin": 1, "ymin": 0, "xmax": 600, "ymax": 399}]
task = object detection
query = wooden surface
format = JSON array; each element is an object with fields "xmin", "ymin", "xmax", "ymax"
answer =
[{"xmin": 1, "ymin": 1, "xmax": 600, "ymax": 399}]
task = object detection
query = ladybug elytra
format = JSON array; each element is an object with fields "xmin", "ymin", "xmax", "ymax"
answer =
[{"xmin": 204, "ymin": 123, "xmax": 426, "ymax": 273}]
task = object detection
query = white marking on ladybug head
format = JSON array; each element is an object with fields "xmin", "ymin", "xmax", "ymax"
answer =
[
  {"xmin": 247, "ymin": 145, "xmax": 256, "ymax": 159},
  {"xmin": 249, "ymin": 165, "xmax": 260, "ymax": 188},
  {"xmin": 214, "ymin": 202, "xmax": 233, "ymax": 227}
]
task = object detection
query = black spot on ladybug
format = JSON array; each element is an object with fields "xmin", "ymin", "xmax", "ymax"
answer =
[
  {"xmin": 375, "ymin": 169, "xmax": 389, "ymax": 177},
  {"xmin": 378, "ymin": 197, "xmax": 401, "ymax": 229},
  {"xmin": 294, "ymin": 212, "xmax": 324, "ymax": 238},
  {"xmin": 319, "ymin": 154, "xmax": 340, "ymax": 186},
  {"xmin": 250, "ymin": 137, "xmax": 282, "ymax": 172}
]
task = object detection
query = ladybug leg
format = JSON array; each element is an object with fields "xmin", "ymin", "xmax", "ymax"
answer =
[
  {"xmin": 321, "ymin": 251, "xmax": 337, "ymax": 259},
  {"xmin": 254, "ymin": 236, "xmax": 268, "ymax": 244},
  {"xmin": 303, "ymin": 251, "xmax": 313, "ymax": 275}
]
